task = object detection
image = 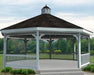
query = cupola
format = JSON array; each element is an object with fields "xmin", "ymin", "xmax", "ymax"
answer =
[{"xmin": 41, "ymin": 5, "xmax": 51, "ymax": 14}]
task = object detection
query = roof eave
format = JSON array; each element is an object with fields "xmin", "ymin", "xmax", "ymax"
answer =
[{"xmin": 1, "ymin": 27, "xmax": 92, "ymax": 36}]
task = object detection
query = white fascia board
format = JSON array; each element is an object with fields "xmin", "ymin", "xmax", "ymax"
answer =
[
  {"xmin": 83, "ymin": 29, "xmax": 93, "ymax": 35},
  {"xmin": 37, "ymin": 27, "xmax": 83, "ymax": 32},
  {"xmin": 37, "ymin": 27, "xmax": 92, "ymax": 35},
  {"xmin": 1, "ymin": 27, "xmax": 37, "ymax": 35},
  {"xmin": 1, "ymin": 27, "xmax": 92, "ymax": 35}
]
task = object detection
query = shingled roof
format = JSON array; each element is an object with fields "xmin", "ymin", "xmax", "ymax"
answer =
[{"xmin": 2, "ymin": 14, "xmax": 83, "ymax": 30}]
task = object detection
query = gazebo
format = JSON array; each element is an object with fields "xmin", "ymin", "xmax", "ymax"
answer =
[{"xmin": 1, "ymin": 5, "xmax": 92, "ymax": 71}]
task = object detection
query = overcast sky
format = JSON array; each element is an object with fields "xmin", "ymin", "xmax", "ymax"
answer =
[{"xmin": 0, "ymin": 0, "xmax": 94, "ymax": 38}]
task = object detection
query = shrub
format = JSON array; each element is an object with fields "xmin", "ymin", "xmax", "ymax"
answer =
[
  {"xmin": 90, "ymin": 67, "xmax": 94, "ymax": 72},
  {"xmin": 1, "ymin": 67, "xmax": 36, "ymax": 75},
  {"xmin": 20, "ymin": 50, "xmax": 25, "ymax": 54},
  {"xmin": 83, "ymin": 65, "xmax": 91, "ymax": 71},
  {"xmin": 10, "ymin": 69, "xmax": 22, "ymax": 74},
  {"xmin": 10, "ymin": 51, "xmax": 14, "ymax": 54},
  {"xmin": 27, "ymin": 69, "xmax": 35, "ymax": 74},
  {"xmin": 1, "ymin": 67, "xmax": 12, "ymax": 73},
  {"xmin": 54, "ymin": 50, "xmax": 62, "ymax": 54},
  {"xmin": 83, "ymin": 64, "xmax": 94, "ymax": 72},
  {"xmin": 27, "ymin": 50, "xmax": 32, "ymax": 53},
  {"xmin": 46, "ymin": 50, "xmax": 50, "ymax": 53},
  {"xmin": 0, "ymin": 51, "xmax": 3, "ymax": 54},
  {"xmin": 21, "ymin": 69, "xmax": 28, "ymax": 75},
  {"xmin": 90, "ymin": 50, "xmax": 94, "ymax": 55},
  {"xmin": 10, "ymin": 69, "xmax": 18, "ymax": 74},
  {"xmin": 1, "ymin": 69, "xmax": 7, "ymax": 73},
  {"xmin": 10, "ymin": 69, "xmax": 35, "ymax": 75}
]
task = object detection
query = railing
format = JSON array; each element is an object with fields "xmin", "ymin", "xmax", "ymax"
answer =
[
  {"xmin": 5, "ymin": 54, "xmax": 37, "ymax": 69},
  {"xmin": 81, "ymin": 53, "xmax": 90, "ymax": 67}
]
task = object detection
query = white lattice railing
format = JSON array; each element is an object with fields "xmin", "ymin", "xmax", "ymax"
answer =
[
  {"xmin": 5, "ymin": 54, "xmax": 37, "ymax": 69},
  {"xmin": 81, "ymin": 53, "xmax": 90, "ymax": 67}
]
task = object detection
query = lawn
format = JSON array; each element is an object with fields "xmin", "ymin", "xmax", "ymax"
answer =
[
  {"xmin": 39, "ymin": 53, "xmax": 73, "ymax": 60},
  {"xmin": 90, "ymin": 55, "xmax": 94, "ymax": 64},
  {"xmin": 0, "ymin": 54, "xmax": 3, "ymax": 75}
]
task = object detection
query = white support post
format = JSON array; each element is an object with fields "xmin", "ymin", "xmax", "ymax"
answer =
[
  {"xmin": 88, "ymin": 36, "xmax": 90, "ymax": 64},
  {"xmin": 32, "ymin": 33, "xmax": 44, "ymax": 69},
  {"xmin": 73, "ymin": 40, "xmax": 76, "ymax": 60},
  {"xmin": 24, "ymin": 38, "xmax": 27, "ymax": 59},
  {"xmin": 3, "ymin": 35, "xmax": 8, "ymax": 68},
  {"xmin": 36, "ymin": 31, "xmax": 39, "ymax": 70},
  {"xmin": 24, "ymin": 38, "xmax": 27, "ymax": 54},
  {"xmin": 77, "ymin": 33, "xmax": 81, "ymax": 68}
]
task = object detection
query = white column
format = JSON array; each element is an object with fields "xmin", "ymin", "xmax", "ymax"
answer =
[
  {"xmin": 88, "ymin": 36, "xmax": 90, "ymax": 63},
  {"xmin": 24, "ymin": 38, "xmax": 27, "ymax": 54},
  {"xmin": 3, "ymin": 35, "xmax": 8, "ymax": 68},
  {"xmin": 36, "ymin": 31, "xmax": 39, "ymax": 69},
  {"xmin": 73, "ymin": 40, "xmax": 76, "ymax": 60},
  {"xmin": 24, "ymin": 38, "xmax": 27, "ymax": 59},
  {"xmin": 77, "ymin": 33, "xmax": 81, "ymax": 68}
]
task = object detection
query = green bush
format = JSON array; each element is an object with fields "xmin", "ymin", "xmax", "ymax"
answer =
[
  {"xmin": 27, "ymin": 69, "xmax": 35, "ymax": 74},
  {"xmin": 20, "ymin": 50, "xmax": 25, "ymax": 54},
  {"xmin": 46, "ymin": 50, "xmax": 50, "ymax": 53},
  {"xmin": 90, "ymin": 67, "xmax": 94, "ymax": 72},
  {"xmin": 83, "ymin": 64, "xmax": 94, "ymax": 72},
  {"xmin": 10, "ymin": 69, "xmax": 35, "ymax": 75},
  {"xmin": 90, "ymin": 50, "xmax": 94, "ymax": 55},
  {"xmin": 1, "ymin": 69, "xmax": 7, "ymax": 73},
  {"xmin": 0, "ymin": 51, "xmax": 3, "ymax": 54},
  {"xmin": 83, "ymin": 65, "xmax": 91, "ymax": 71},
  {"xmin": 54, "ymin": 50, "xmax": 62, "ymax": 54},
  {"xmin": 10, "ymin": 69, "xmax": 23, "ymax": 74},
  {"xmin": 1, "ymin": 67, "xmax": 36, "ymax": 75},
  {"xmin": 10, "ymin": 51, "xmax": 14, "ymax": 54},
  {"xmin": 27, "ymin": 50, "xmax": 32, "ymax": 53},
  {"xmin": 10, "ymin": 69, "xmax": 18, "ymax": 74},
  {"xmin": 21, "ymin": 69, "xmax": 29, "ymax": 75},
  {"xmin": 1, "ymin": 67, "xmax": 12, "ymax": 73}
]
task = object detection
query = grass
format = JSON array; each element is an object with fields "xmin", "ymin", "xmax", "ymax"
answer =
[
  {"xmin": 91, "ymin": 55, "xmax": 94, "ymax": 64},
  {"xmin": 52, "ymin": 54, "xmax": 73, "ymax": 59},
  {"xmin": 0, "ymin": 54, "xmax": 94, "ymax": 74},
  {"xmin": 39, "ymin": 53, "xmax": 73, "ymax": 60},
  {"xmin": 0, "ymin": 54, "xmax": 3, "ymax": 75}
]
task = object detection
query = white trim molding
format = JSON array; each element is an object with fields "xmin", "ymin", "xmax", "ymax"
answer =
[
  {"xmin": 1, "ymin": 27, "xmax": 93, "ymax": 36},
  {"xmin": 81, "ymin": 62, "xmax": 90, "ymax": 68}
]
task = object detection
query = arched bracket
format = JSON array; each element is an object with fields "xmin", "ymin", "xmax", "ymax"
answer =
[
  {"xmin": 32, "ymin": 34, "xmax": 45, "ymax": 39},
  {"xmin": 73, "ymin": 35, "xmax": 78, "ymax": 41}
]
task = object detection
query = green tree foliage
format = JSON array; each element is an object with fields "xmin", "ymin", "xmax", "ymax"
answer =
[
  {"xmin": 7, "ymin": 39, "xmax": 24, "ymax": 54},
  {"xmin": 90, "ymin": 38, "xmax": 94, "ymax": 50},
  {"xmin": 0, "ymin": 38, "xmax": 94, "ymax": 55},
  {"xmin": 27, "ymin": 40, "xmax": 36, "ymax": 53},
  {"xmin": 81, "ymin": 39, "xmax": 88, "ymax": 53},
  {"xmin": 0, "ymin": 38, "xmax": 3, "ymax": 53}
]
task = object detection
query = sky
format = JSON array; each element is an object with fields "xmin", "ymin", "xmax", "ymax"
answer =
[{"xmin": 0, "ymin": 0, "xmax": 94, "ymax": 38}]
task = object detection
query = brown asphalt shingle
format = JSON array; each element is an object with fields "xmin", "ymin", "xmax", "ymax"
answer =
[{"xmin": 2, "ymin": 14, "xmax": 83, "ymax": 30}]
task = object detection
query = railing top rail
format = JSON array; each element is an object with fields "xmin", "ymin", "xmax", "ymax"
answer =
[
  {"xmin": 81, "ymin": 53, "xmax": 90, "ymax": 56},
  {"xmin": 6, "ymin": 54, "xmax": 36, "ymax": 57}
]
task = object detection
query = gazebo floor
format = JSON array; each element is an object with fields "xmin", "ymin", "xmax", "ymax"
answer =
[
  {"xmin": 7, "ymin": 60, "xmax": 84, "ymax": 75},
  {"xmin": 7, "ymin": 59, "xmax": 78, "ymax": 69},
  {"xmin": 39, "ymin": 59, "xmax": 78, "ymax": 70},
  {"xmin": 39, "ymin": 60, "xmax": 84, "ymax": 75}
]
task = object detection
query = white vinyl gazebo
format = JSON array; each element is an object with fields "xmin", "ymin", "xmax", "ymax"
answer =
[{"xmin": 1, "ymin": 5, "xmax": 93, "ymax": 70}]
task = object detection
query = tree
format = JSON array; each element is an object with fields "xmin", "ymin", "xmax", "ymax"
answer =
[{"xmin": 0, "ymin": 38, "xmax": 3, "ymax": 53}]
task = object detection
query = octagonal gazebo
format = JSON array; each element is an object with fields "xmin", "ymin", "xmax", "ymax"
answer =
[{"xmin": 1, "ymin": 5, "xmax": 92, "ymax": 70}]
